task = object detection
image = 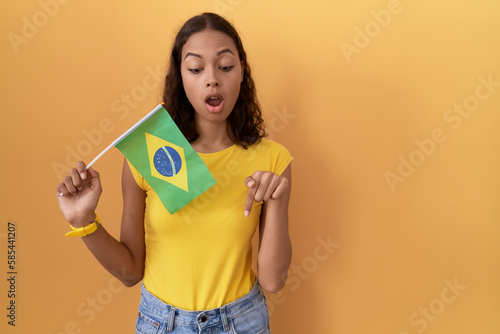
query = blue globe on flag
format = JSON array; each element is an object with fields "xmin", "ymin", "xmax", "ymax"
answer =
[{"xmin": 153, "ymin": 146, "xmax": 182, "ymax": 177}]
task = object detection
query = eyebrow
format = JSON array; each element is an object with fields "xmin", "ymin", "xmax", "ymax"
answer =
[
  {"xmin": 217, "ymin": 48, "xmax": 235, "ymax": 57},
  {"xmin": 184, "ymin": 48, "xmax": 235, "ymax": 60},
  {"xmin": 185, "ymin": 52, "xmax": 202, "ymax": 60}
]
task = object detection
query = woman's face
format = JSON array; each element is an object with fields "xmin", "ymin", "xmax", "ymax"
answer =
[{"xmin": 180, "ymin": 29, "xmax": 244, "ymax": 128}]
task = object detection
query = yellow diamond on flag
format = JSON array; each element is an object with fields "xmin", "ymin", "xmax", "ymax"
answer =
[
  {"xmin": 114, "ymin": 105, "xmax": 216, "ymax": 214},
  {"xmin": 145, "ymin": 133, "xmax": 188, "ymax": 192}
]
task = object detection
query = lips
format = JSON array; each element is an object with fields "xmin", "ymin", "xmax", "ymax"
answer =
[{"xmin": 205, "ymin": 93, "xmax": 224, "ymax": 113}]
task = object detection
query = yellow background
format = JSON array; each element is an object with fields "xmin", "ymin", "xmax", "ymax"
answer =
[{"xmin": 1, "ymin": 0, "xmax": 499, "ymax": 333}]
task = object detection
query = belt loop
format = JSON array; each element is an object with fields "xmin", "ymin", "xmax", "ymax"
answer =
[
  {"xmin": 167, "ymin": 307, "xmax": 176, "ymax": 332},
  {"xmin": 220, "ymin": 306, "xmax": 230, "ymax": 332}
]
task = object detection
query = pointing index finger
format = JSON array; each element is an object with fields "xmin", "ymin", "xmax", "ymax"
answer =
[{"xmin": 244, "ymin": 177, "xmax": 257, "ymax": 217}]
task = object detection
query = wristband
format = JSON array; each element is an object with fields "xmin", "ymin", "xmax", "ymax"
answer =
[{"xmin": 65, "ymin": 215, "xmax": 101, "ymax": 237}]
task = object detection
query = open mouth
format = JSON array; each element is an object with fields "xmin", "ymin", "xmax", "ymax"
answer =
[{"xmin": 205, "ymin": 94, "xmax": 224, "ymax": 113}]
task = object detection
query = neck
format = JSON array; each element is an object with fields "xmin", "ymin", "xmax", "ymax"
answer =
[{"xmin": 191, "ymin": 118, "xmax": 233, "ymax": 153}]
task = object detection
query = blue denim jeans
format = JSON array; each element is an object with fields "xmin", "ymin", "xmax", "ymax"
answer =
[{"xmin": 135, "ymin": 279, "xmax": 271, "ymax": 334}]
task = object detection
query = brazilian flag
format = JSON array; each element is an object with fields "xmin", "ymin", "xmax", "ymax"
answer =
[{"xmin": 114, "ymin": 104, "xmax": 216, "ymax": 214}]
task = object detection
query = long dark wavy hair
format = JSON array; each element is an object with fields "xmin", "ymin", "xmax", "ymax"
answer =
[{"xmin": 162, "ymin": 12, "xmax": 266, "ymax": 148}]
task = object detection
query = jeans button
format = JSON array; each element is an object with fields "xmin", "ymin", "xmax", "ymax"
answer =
[{"xmin": 200, "ymin": 315, "xmax": 207, "ymax": 322}]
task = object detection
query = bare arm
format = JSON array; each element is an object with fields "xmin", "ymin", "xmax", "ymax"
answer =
[
  {"xmin": 56, "ymin": 160, "xmax": 146, "ymax": 287},
  {"xmin": 244, "ymin": 165, "xmax": 292, "ymax": 293}
]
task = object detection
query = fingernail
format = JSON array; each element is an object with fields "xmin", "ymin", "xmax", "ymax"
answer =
[
  {"xmin": 244, "ymin": 210, "xmax": 250, "ymax": 217},
  {"xmin": 57, "ymin": 193, "xmax": 64, "ymax": 197},
  {"xmin": 248, "ymin": 180, "xmax": 255, "ymax": 187},
  {"xmin": 80, "ymin": 172, "xmax": 86, "ymax": 179}
]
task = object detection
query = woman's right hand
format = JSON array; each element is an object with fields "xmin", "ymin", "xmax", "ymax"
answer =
[{"xmin": 56, "ymin": 161, "xmax": 102, "ymax": 227}]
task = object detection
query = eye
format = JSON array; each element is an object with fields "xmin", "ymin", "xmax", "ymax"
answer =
[
  {"xmin": 220, "ymin": 65, "xmax": 234, "ymax": 72},
  {"xmin": 188, "ymin": 68, "xmax": 202, "ymax": 74}
]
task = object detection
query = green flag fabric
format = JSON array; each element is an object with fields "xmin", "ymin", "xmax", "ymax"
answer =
[{"xmin": 114, "ymin": 104, "xmax": 216, "ymax": 214}]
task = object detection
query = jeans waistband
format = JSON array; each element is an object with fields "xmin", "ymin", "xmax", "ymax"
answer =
[{"xmin": 138, "ymin": 279, "xmax": 265, "ymax": 331}]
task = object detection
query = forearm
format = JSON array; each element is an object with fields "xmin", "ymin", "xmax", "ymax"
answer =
[
  {"xmin": 257, "ymin": 201, "xmax": 292, "ymax": 293},
  {"xmin": 57, "ymin": 160, "xmax": 145, "ymax": 287},
  {"xmin": 258, "ymin": 226, "xmax": 292, "ymax": 292},
  {"xmin": 80, "ymin": 223, "xmax": 144, "ymax": 287}
]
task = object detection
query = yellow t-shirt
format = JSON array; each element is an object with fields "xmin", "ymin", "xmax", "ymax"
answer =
[{"xmin": 128, "ymin": 138, "xmax": 293, "ymax": 311}]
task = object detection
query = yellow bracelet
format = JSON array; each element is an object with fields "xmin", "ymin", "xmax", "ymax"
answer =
[{"xmin": 65, "ymin": 215, "xmax": 101, "ymax": 237}]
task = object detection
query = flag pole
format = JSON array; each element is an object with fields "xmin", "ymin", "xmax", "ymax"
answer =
[
  {"xmin": 86, "ymin": 103, "xmax": 165, "ymax": 170},
  {"xmin": 86, "ymin": 142, "xmax": 114, "ymax": 169}
]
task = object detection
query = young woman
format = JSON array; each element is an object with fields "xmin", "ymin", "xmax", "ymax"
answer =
[{"xmin": 56, "ymin": 12, "xmax": 292, "ymax": 334}]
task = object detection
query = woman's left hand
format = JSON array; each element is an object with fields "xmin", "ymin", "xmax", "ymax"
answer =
[{"xmin": 244, "ymin": 171, "xmax": 289, "ymax": 217}]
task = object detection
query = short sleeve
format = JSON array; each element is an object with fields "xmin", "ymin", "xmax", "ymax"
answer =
[
  {"xmin": 126, "ymin": 159, "xmax": 148, "ymax": 191},
  {"xmin": 268, "ymin": 140, "xmax": 293, "ymax": 176}
]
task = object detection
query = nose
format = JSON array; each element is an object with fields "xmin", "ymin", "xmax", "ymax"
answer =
[
  {"xmin": 206, "ymin": 80, "xmax": 219, "ymax": 87},
  {"xmin": 206, "ymin": 68, "xmax": 219, "ymax": 87}
]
